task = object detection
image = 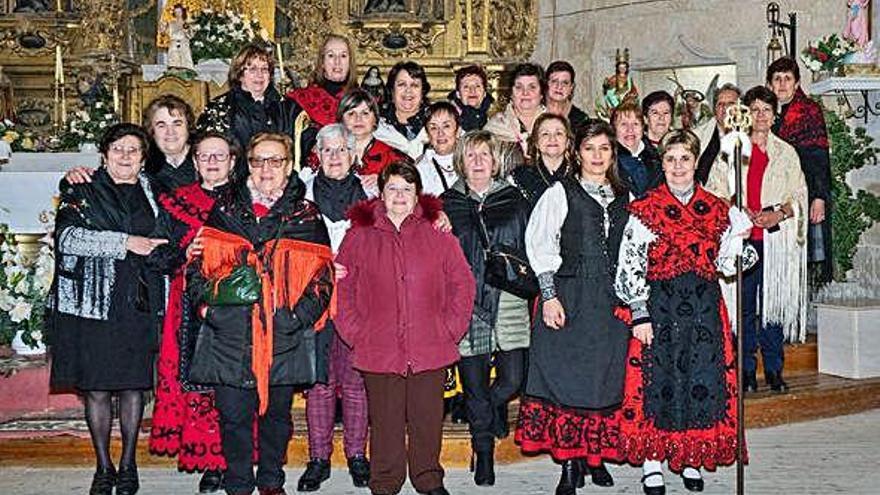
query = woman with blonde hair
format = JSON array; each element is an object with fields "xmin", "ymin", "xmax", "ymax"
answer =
[
  {"xmin": 509, "ymin": 113, "xmax": 575, "ymax": 207},
  {"xmin": 441, "ymin": 130, "xmax": 532, "ymax": 486}
]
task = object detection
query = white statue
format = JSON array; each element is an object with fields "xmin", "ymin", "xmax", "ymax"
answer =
[{"xmin": 161, "ymin": 4, "xmax": 195, "ymax": 70}]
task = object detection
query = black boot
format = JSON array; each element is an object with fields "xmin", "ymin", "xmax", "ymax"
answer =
[
  {"xmin": 575, "ymin": 459, "xmax": 586, "ymax": 488},
  {"xmin": 590, "ymin": 462, "xmax": 614, "ymax": 487},
  {"xmin": 765, "ymin": 371, "xmax": 789, "ymax": 393},
  {"xmin": 88, "ymin": 465, "xmax": 116, "ymax": 495},
  {"xmin": 116, "ymin": 465, "xmax": 139, "ymax": 495},
  {"xmin": 474, "ymin": 449, "xmax": 495, "ymax": 486},
  {"xmin": 198, "ymin": 470, "xmax": 223, "ymax": 493},
  {"xmin": 347, "ymin": 455, "xmax": 370, "ymax": 488},
  {"xmin": 555, "ymin": 460, "xmax": 579, "ymax": 495},
  {"xmin": 297, "ymin": 458, "xmax": 330, "ymax": 492},
  {"xmin": 743, "ymin": 370, "xmax": 758, "ymax": 393}
]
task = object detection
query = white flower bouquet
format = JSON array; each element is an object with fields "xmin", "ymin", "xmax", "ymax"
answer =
[
  {"xmin": 800, "ymin": 34, "xmax": 859, "ymax": 73},
  {"xmin": 190, "ymin": 8, "xmax": 270, "ymax": 63},
  {"xmin": 63, "ymin": 98, "xmax": 119, "ymax": 151},
  {"xmin": 0, "ymin": 223, "xmax": 54, "ymax": 350}
]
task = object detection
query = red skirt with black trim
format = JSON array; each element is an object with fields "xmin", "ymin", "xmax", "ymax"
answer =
[{"xmin": 515, "ymin": 396, "xmax": 623, "ymax": 467}]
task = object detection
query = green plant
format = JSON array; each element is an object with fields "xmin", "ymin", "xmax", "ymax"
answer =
[
  {"xmin": 825, "ymin": 108, "xmax": 880, "ymax": 279},
  {"xmin": 189, "ymin": 9, "xmax": 269, "ymax": 63}
]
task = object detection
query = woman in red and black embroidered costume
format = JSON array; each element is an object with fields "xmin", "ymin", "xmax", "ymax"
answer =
[
  {"xmin": 287, "ymin": 34, "xmax": 359, "ymax": 169},
  {"xmin": 614, "ymin": 130, "xmax": 750, "ymax": 495},
  {"xmin": 148, "ymin": 133, "xmax": 237, "ymax": 491}
]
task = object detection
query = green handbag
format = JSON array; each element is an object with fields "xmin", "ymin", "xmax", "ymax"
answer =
[{"xmin": 204, "ymin": 264, "xmax": 261, "ymax": 306}]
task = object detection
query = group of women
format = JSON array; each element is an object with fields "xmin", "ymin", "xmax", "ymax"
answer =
[{"xmin": 46, "ymin": 33, "xmax": 814, "ymax": 495}]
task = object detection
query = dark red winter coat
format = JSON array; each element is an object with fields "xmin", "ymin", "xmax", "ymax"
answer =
[{"xmin": 334, "ymin": 195, "xmax": 475, "ymax": 375}]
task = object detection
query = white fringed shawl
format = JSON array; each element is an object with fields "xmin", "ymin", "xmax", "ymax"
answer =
[{"xmin": 706, "ymin": 132, "xmax": 809, "ymax": 342}]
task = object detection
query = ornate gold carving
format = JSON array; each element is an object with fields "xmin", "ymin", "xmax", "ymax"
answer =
[
  {"xmin": 350, "ymin": 21, "xmax": 446, "ymax": 58},
  {"xmin": 0, "ymin": 16, "xmax": 73, "ymax": 56},
  {"xmin": 277, "ymin": 0, "xmax": 332, "ymax": 83},
  {"xmin": 77, "ymin": 0, "xmax": 126, "ymax": 53},
  {"xmin": 489, "ymin": 0, "xmax": 537, "ymax": 59}
]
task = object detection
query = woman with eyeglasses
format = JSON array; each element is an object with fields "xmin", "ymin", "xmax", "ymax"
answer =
[
  {"xmin": 148, "ymin": 132, "xmax": 238, "ymax": 493},
  {"xmin": 196, "ymin": 44, "xmax": 298, "ymax": 178},
  {"xmin": 335, "ymin": 161, "xmax": 475, "ymax": 495},
  {"xmin": 49, "ymin": 123, "xmax": 169, "ymax": 495},
  {"xmin": 186, "ymin": 132, "xmax": 335, "ymax": 495}
]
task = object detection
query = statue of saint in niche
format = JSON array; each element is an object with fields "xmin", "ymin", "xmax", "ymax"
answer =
[{"xmin": 364, "ymin": 0, "xmax": 407, "ymax": 14}]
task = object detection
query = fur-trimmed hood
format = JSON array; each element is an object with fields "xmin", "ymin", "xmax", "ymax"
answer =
[{"xmin": 347, "ymin": 194, "xmax": 444, "ymax": 228}]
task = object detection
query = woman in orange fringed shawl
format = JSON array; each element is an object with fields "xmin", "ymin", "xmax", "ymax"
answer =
[{"xmin": 186, "ymin": 132, "xmax": 335, "ymax": 495}]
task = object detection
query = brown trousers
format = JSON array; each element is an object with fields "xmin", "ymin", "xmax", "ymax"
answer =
[{"xmin": 363, "ymin": 368, "xmax": 446, "ymax": 494}]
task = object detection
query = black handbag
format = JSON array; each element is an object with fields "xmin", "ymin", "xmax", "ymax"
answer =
[{"xmin": 474, "ymin": 203, "xmax": 539, "ymax": 300}]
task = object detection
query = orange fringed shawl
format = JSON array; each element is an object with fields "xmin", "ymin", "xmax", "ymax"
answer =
[{"xmin": 198, "ymin": 226, "xmax": 336, "ymax": 414}]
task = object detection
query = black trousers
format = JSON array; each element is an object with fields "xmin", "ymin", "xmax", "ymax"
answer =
[
  {"xmin": 214, "ymin": 384, "xmax": 295, "ymax": 494},
  {"xmin": 458, "ymin": 348, "xmax": 526, "ymax": 452}
]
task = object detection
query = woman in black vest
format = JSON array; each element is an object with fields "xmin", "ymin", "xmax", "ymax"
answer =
[{"xmin": 515, "ymin": 120, "xmax": 630, "ymax": 495}]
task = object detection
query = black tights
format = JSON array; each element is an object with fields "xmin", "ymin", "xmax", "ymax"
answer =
[{"xmin": 84, "ymin": 390, "xmax": 145, "ymax": 470}]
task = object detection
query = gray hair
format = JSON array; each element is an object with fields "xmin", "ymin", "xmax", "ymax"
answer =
[
  {"xmin": 713, "ymin": 83, "xmax": 742, "ymax": 103},
  {"xmin": 315, "ymin": 123, "xmax": 356, "ymax": 152}
]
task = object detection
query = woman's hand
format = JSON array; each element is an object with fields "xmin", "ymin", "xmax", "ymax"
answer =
[
  {"xmin": 64, "ymin": 166, "xmax": 96, "ymax": 184},
  {"xmin": 333, "ymin": 262, "xmax": 349, "ymax": 281},
  {"xmin": 542, "ymin": 298, "xmax": 566, "ymax": 330},
  {"xmin": 810, "ymin": 198, "xmax": 826, "ymax": 224},
  {"xmin": 186, "ymin": 230, "xmax": 204, "ymax": 259},
  {"xmin": 433, "ymin": 211, "xmax": 452, "ymax": 233},
  {"xmin": 360, "ymin": 173, "xmax": 378, "ymax": 192},
  {"xmin": 126, "ymin": 236, "xmax": 168, "ymax": 256},
  {"xmin": 632, "ymin": 322, "xmax": 654, "ymax": 346}
]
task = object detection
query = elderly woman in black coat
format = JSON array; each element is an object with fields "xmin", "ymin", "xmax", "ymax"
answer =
[
  {"xmin": 441, "ymin": 130, "xmax": 532, "ymax": 487},
  {"xmin": 50, "ymin": 123, "xmax": 169, "ymax": 495},
  {"xmin": 186, "ymin": 132, "xmax": 334, "ymax": 495}
]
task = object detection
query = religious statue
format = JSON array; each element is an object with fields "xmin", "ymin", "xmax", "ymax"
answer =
[
  {"xmin": 602, "ymin": 48, "xmax": 638, "ymax": 110},
  {"xmin": 668, "ymin": 70, "xmax": 716, "ymax": 130},
  {"xmin": 0, "ymin": 65, "xmax": 16, "ymax": 122},
  {"xmin": 361, "ymin": 65, "xmax": 385, "ymax": 106},
  {"xmin": 161, "ymin": 4, "xmax": 196, "ymax": 70},
  {"xmin": 844, "ymin": 0, "xmax": 871, "ymax": 48},
  {"xmin": 364, "ymin": 0, "xmax": 408, "ymax": 14},
  {"xmin": 13, "ymin": 0, "xmax": 51, "ymax": 12}
]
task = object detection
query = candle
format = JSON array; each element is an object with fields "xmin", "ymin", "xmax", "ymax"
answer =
[
  {"xmin": 56, "ymin": 0, "xmax": 61, "ymax": 12},
  {"xmin": 276, "ymin": 42, "xmax": 285, "ymax": 85},
  {"xmin": 113, "ymin": 85, "xmax": 119, "ymax": 114},
  {"xmin": 54, "ymin": 45, "xmax": 61, "ymax": 83}
]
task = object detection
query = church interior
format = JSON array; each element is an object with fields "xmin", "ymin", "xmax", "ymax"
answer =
[{"xmin": 0, "ymin": 1, "xmax": 879, "ymax": 494}]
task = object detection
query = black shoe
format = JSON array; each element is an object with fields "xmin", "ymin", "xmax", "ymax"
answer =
[
  {"xmin": 743, "ymin": 370, "xmax": 759, "ymax": 393},
  {"xmin": 555, "ymin": 460, "xmax": 579, "ymax": 495},
  {"xmin": 88, "ymin": 465, "xmax": 116, "ymax": 495},
  {"xmin": 199, "ymin": 469, "xmax": 224, "ymax": 493},
  {"xmin": 765, "ymin": 371, "xmax": 789, "ymax": 393},
  {"xmin": 590, "ymin": 462, "xmax": 614, "ymax": 487},
  {"xmin": 474, "ymin": 450, "xmax": 495, "ymax": 486},
  {"xmin": 682, "ymin": 474, "xmax": 704, "ymax": 492},
  {"xmin": 641, "ymin": 472, "xmax": 665, "ymax": 495},
  {"xmin": 491, "ymin": 403, "xmax": 510, "ymax": 439},
  {"xmin": 116, "ymin": 465, "xmax": 140, "ymax": 495},
  {"xmin": 575, "ymin": 459, "xmax": 586, "ymax": 488},
  {"xmin": 450, "ymin": 395, "xmax": 468, "ymax": 424},
  {"xmin": 297, "ymin": 458, "xmax": 330, "ymax": 492},
  {"xmin": 347, "ymin": 455, "xmax": 370, "ymax": 488}
]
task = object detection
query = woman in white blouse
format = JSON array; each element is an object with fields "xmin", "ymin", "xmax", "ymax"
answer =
[
  {"xmin": 516, "ymin": 120, "xmax": 630, "ymax": 494},
  {"xmin": 614, "ymin": 129, "xmax": 751, "ymax": 495}
]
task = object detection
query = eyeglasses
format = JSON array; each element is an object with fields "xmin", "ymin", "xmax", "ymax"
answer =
[
  {"xmin": 319, "ymin": 146, "xmax": 349, "ymax": 156},
  {"xmin": 108, "ymin": 145, "xmax": 142, "ymax": 156},
  {"xmin": 384, "ymin": 184, "xmax": 416, "ymax": 196},
  {"xmin": 195, "ymin": 152, "xmax": 231, "ymax": 163},
  {"xmin": 249, "ymin": 156, "xmax": 288, "ymax": 169},
  {"xmin": 244, "ymin": 66, "xmax": 271, "ymax": 76}
]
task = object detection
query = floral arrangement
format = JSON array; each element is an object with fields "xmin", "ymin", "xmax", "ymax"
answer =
[
  {"xmin": 1, "ymin": 119, "xmax": 49, "ymax": 152},
  {"xmin": 62, "ymin": 97, "xmax": 119, "ymax": 151},
  {"xmin": 189, "ymin": 9, "xmax": 270, "ymax": 63},
  {"xmin": 800, "ymin": 34, "xmax": 859, "ymax": 72},
  {"xmin": 0, "ymin": 223, "xmax": 54, "ymax": 350}
]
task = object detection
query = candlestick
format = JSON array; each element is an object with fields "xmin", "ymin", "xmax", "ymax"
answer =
[
  {"xmin": 54, "ymin": 45, "xmax": 61, "ymax": 83},
  {"xmin": 276, "ymin": 42, "xmax": 285, "ymax": 86}
]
